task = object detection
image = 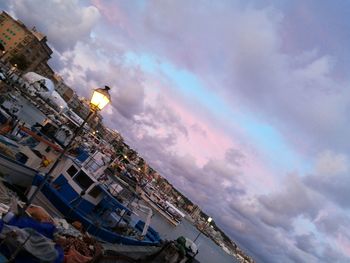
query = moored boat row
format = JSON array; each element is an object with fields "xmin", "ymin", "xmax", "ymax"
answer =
[{"xmin": 0, "ymin": 68, "xmax": 200, "ymax": 262}]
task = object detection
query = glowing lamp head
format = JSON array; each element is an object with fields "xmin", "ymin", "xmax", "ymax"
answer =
[
  {"xmin": 91, "ymin": 86, "xmax": 111, "ymax": 110},
  {"xmin": 207, "ymin": 217, "xmax": 212, "ymax": 223}
]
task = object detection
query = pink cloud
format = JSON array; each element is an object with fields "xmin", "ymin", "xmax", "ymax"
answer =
[{"xmin": 159, "ymin": 95, "xmax": 278, "ymax": 192}]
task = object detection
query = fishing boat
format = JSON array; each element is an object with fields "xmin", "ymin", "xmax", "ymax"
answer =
[
  {"xmin": 0, "ymin": 106, "xmax": 75, "ymax": 187},
  {"xmin": 0, "ymin": 142, "xmax": 37, "ymax": 187},
  {"xmin": 0, "ymin": 127, "xmax": 64, "ymax": 188},
  {"xmin": 27, "ymin": 156, "xmax": 162, "ymax": 246},
  {"xmin": 140, "ymin": 190, "xmax": 184, "ymax": 227}
]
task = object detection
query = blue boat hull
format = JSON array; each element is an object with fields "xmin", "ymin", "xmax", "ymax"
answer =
[{"xmin": 32, "ymin": 174, "xmax": 161, "ymax": 246}]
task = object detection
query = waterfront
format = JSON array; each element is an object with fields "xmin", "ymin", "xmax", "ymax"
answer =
[
  {"xmin": 17, "ymin": 95, "xmax": 46, "ymax": 126},
  {"xmin": 151, "ymin": 212, "xmax": 238, "ymax": 263},
  {"xmin": 16, "ymin": 95, "xmax": 238, "ymax": 262}
]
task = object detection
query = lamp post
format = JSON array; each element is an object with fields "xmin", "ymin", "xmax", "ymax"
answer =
[
  {"xmin": 194, "ymin": 217, "xmax": 212, "ymax": 242},
  {"xmin": 0, "ymin": 43, "xmax": 5, "ymax": 61},
  {"xmin": 23, "ymin": 86, "xmax": 111, "ymax": 212},
  {"xmin": 1, "ymin": 50, "xmax": 5, "ymax": 61}
]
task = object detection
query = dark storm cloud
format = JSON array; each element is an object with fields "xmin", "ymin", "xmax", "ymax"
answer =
[
  {"xmin": 259, "ymin": 174, "xmax": 323, "ymax": 224},
  {"xmin": 315, "ymin": 213, "xmax": 350, "ymax": 237},
  {"xmin": 304, "ymin": 172, "xmax": 350, "ymax": 210}
]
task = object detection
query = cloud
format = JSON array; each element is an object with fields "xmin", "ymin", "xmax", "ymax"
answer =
[
  {"xmin": 225, "ymin": 148, "xmax": 246, "ymax": 167},
  {"xmin": 4, "ymin": 1, "xmax": 350, "ymax": 262},
  {"xmin": 305, "ymin": 151, "xmax": 350, "ymax": 209},
  {"xmin": 294, "ymin": 233, "xmax": 318, "ymax": 255},
  {"xmin": 259, "ymin": 174, "xmax": 323, "ymax": 226},
  {"xmin": 314, "ymin": 150, "xmax": 348, "ymax": 176},
  {"xmin": 56, "ymin": 41, "xmax": 147, "ymax": 119},
  {"xmin": 92, "ymin": 0, "xmax": 350, "ymax": 155},
  {"xmin": 52, "ymin": 2, "xmax": 350, "ymax": 262},
  {"xmin": 315, "ymin": 211, "xmax": 350, "ymax": 239},
  {"xmin": 8, "ymin": 0, "xmax": 100, "ymax": 51}
]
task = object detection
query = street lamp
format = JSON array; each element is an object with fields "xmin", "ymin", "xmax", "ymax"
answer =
[
  {"xmin": 24, "ymin": 86, "xmax": 111, "ymax": 211},
  {"xmin": 194, "ymin": 217, "xmax": 213, "ymax": 242},
  {"xmin": 91, "ymin": 86, "xmax": 111, "ymax": 111}
]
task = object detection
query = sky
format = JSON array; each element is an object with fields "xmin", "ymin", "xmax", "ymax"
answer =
[{"xmin": 1, "ymin": 1, "xmax": 350, "ymax": 262}]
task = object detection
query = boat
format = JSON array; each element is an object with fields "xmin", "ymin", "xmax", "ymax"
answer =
[
  {"xmin": 0, "ymin": 150, "xmax": 37, "ymax": 188},
  {"xmin": 0, "ymin": 128, "xmax": 63, "ymax": 188},
  {"xmin": 27, "ymin": 156, "xmax": 162, "ymax": 246},
  {"xmin": 0, "ymin": 109, "xmax": 74, "ymax": 188},
  {"xmin": 140, "ymin": 190, "xmax": 184, "ymax": 226}
]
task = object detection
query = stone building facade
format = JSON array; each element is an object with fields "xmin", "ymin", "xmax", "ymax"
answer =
[{"xmin": 0, "ymin": 11, "xmax": 54, "ymax": 79}]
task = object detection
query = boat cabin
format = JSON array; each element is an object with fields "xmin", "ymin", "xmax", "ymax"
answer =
[
  {"xmin": 29, "ymin": 155, "xmax": 161, "ymax": 245},
  {"xmin": 50, "ymin": 157, "xmax": 130, "ymax": 217}
]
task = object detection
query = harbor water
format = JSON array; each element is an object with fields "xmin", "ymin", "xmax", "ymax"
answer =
[
  {"xmin": 15, "ymin": 95, "xmax": 238, "ymax": 263},
  {"xmin": 151, "ymin": 212, "xmax": 238, "ymax": 263},
  {"xmin": 17, "ymin": 95, "xmax": 46, "ymax": 126}
]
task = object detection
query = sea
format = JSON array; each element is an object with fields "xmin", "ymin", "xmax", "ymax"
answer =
[
  {"xmin": 151, "ymin": 212, "xmax": 238, "ymax": 263},
  {"xmin": 14, "ymin": 95, "xmax": 238, "ymax": 263}
]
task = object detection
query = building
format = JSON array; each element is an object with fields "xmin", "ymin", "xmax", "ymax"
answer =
[
  {"xmin": 54, "ymin": 75, "xmax": 74, "ymax": 102},
  {"xmin": 77, "ymin": 97, "xmax": 91, "ymax": 119},
  {"xmin": 66, "ymin": 93, "xmax": 103, "ymax": 130},
  {"xmin": 104, "ymin": 127, "xmax": 123, "ymax": 144},
  {"xmin": 191, "ymin": 205, "xmax": 202, "ymax": 220},
  {"xmin": 67, "ymin": 93, "xmax": 80, "ymax": 110},
  {"xmin": 67, "ymin": 95, "xmax": 90, "ymax": 119},
  {"xmin": 0, "ymin": 11, "xmax": 54, "ymax": 79}
]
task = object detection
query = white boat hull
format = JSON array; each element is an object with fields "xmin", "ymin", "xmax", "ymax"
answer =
[{"xmin": 0, "ymin": 152, "xmax": 37, "ymax": 188}]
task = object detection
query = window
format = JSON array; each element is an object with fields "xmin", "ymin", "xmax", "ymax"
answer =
[
  {"xmin": 73, "ymin": 171, "xmax": 94, "ymax": 191},
  {"xmin": 66, "ymin": 165, "xmax": 78, "ymax": 177},
  {"xmin": 88, "ymin": 186, "xmax": 102, "ymax": 198}
]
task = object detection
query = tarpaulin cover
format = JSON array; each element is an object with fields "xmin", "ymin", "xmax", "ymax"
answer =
[
  {"xmin": 0, "ymin": 224, "xmax": 63, "ymax": 263},
  {"xmin": 7, "ymin": 216, "xmax": 56, "ymax": 239}
]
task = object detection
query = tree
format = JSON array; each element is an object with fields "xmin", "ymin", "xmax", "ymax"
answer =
[{"xmin": 9, "ymin": 54, "xmax": 29, "ymax": 71}]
